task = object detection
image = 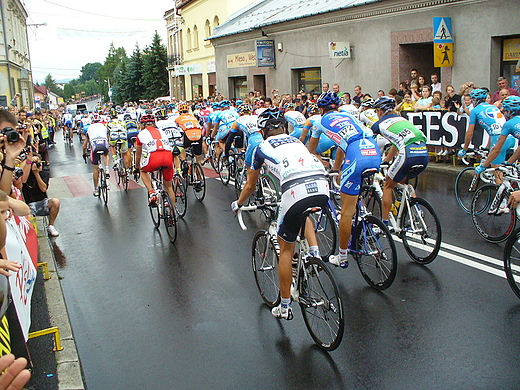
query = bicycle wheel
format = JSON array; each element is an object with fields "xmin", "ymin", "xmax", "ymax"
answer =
[
  {"xmin": 218, "ymin": 157, "xmax": 231, "ymax": 185},
  {"xmin": 99, "ymin": 169, "xmax": 109, "ymax": 206},
  {"xmin": 309, "ymin": 206, "xmax": 338, "ymax": 262},
  {"xmin": 504, "ymin": 228, "xmax": 520, "ymax": 299},
  {"xmin": 209, "ymin": 145, "xmax": 219, "ymax": 172},
  {"xmin": 192, "ymin": 163, "xmax": 206, "ymax": 202},
  {"xmin": 162, "ymin": 192, "xmax": 177, "ymax": 244},
  {"xmin": 471, "ymin": 184, "xmax": 515, "ymax": 243},
  {"xmin": 252, "ymin": 231, "xmax": 280, "ymax": 307},
  {"xmin": 149, "ymin": 193, "xmax": 160, "ymax": 228},
  {"xmin": 299, "ymin": 257, "xmax": 344, "ymax": 351},
  {"xmin": 114, "ymin": 165, "xmax": 122, "ymax": 186},
  {"xmin": 353, "ymin": 215, "xmax": 397, "ymax": 290},
  {"xmin": 122, "ymin": 168, "xmax": 129, "ymax": 191},
  {"xmin": 173, "ymin": 175, "xmax": 187, "ymax": 218},
  {"xmin": 455, "ymin": 167, "xmax": 480, "ymax": 214},
  {"xmin": 260, "ymin": 174, "xmax": 280, "ymax": 203},
  {"xmin": 360, "ymin": 185, "xmax": 382, "ymax": 219},
  {"xmin": 401, "ymin": 197, "xmax": 442, "ymax": 264}
]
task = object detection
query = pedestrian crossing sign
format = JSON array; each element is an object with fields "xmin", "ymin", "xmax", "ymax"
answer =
[
  {"xmin": 433, "ymin": 17, "xmax": 453, "ymax": 43},
  {"xmin": 434, "ymin": 42, "xmax": 453, "ymax": 67}
]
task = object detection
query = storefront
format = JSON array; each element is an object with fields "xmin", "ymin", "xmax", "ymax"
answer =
[
  {"xmin": 295, "ymin": 68, "xmax": 322, "ymax": 95},
  {"xmin": 501, "ymin": 36, "xmax": 520, "ymax": 93}
]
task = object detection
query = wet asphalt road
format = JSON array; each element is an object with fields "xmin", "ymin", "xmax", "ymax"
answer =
[{"xmin": 46, "ymin": 135, "xmax": 520, "ymax": 390}]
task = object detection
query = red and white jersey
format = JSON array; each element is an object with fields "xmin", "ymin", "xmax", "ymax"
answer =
[{"xmin": 136, "ymin": 126, "xmax": 173, "ymax": 154}]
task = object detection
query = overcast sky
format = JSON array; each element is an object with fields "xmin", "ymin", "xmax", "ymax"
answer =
[{"xmin": 22, "ymin": 0, "xmax": 174, "ymax": 83}]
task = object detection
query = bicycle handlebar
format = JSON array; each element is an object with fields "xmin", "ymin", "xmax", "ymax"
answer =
[{"xmin": 236, "ymin": 202, "xmax": 280, "ymax": 231}]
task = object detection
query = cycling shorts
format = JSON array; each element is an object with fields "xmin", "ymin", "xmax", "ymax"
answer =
[
  {"xmin": 183, "ymin": 135, "xmax": 203, "ymax": 156},
  {"xmin": 217, "ymin": 127, "xmax": 231, "ymax": 141},
  {"xmin": 141, "ymin": 150, "xmax": 174, "ymax": 181},
  {"xmin": 278, "ymin": 176, "xmax": 329, "ymax": 243},
  {"xmin": 63, "ymin": 121, "xmax": 73, "ymax": 128},
  {"xmin": 223, "ymin": 132, "xmax": 244, "ymax": 149},
  {"xmin": 245, "ymin": 134, "xmax": 263, "ymax": 167},
  {"xmin": 490, "ymin": 135, "xmax": 516, "ymax": 165},
  {"xmin": 388, "ymin": 142, "xmax": 428, "ymax": 183},
  {"xmin": 340, "ymin": 138, "xmax": 381, "ymax": 196},
  {"xmin": 91, "ymin": 139, "xmax": 109, "ymax": 165},
  {"xmin": 127, "ymin": 130, "xmax": 139, "ymax": 147}
]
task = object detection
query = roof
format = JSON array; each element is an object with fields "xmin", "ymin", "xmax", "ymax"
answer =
[
  {"xmin": 34, "ymin": 85, "xmax": 48, "ymax": 95},
  {"xmin": 210, "ymin": 0, "xmax": 381, "ymax": 39}
]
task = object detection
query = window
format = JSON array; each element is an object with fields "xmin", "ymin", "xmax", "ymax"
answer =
[
  {"xmin": 193, "ymin": 25, "xmax": 199, "ymax": 50},
  {"xmin": 205, "ymin": 20, "xmax": 211, "ymax": 39},
  {"xmin": 213, "ymin": 16, "xmax": 220, "ymax": 27},
  {"xmin": 186, "ymin": 28, "xmax": 192, "ymax": 51}
]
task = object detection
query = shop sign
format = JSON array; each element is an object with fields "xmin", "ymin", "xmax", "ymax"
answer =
[
  {"xmin": 256, "ymin": 40, "xmax": 275, "ymax": 67},
  {"xmin": 503, "ymin": 38, "xmax": 520, "ymax": 61},
  {"xmin": 227, "ymin": 52, "xmax": 256, "ymax": 68},
  {"xmin": 329, "ymin": 42, "xmax": 351, "ymax": 59}
]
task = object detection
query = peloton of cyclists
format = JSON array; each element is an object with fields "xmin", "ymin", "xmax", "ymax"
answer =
[{"xmin": 82, "ymin": 113, "xmax": 110, "ymax": 197}]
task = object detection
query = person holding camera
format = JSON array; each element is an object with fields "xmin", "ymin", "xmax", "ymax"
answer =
[
  {"xmin": 0, "ymin": 110, "xmax": 27, "ymax": 196},
  {"xmin": 21, "ymin": 151, "xmax": 60, "ymax": 237}
]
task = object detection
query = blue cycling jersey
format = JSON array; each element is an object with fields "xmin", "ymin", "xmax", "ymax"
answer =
[
  {"xmin": 469, "ymin": 103, "xmax": 506, "ymax": 136},
  {"xmin": 215, "ymin": 109, "xmax": 239, "ymax": 132},
  {"xmin": 501, "ymin": 115, "xmax": 520, "ymax": 139},
  {"xmin": 232, "ymin": 115, "xmax": 259, "ymax": 138}
]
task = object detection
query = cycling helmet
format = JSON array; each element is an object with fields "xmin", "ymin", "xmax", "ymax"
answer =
[
  {"xmin": 307, "ymin": 103, "xmax": 320, "ymax": 114},
  {"xmin": 502, "ymin": 96, "xmax": 520, "ymax": 117},
  {"xmin": 283, "ymin": 102, "xmax": 296, "ymax": 110},
  {"xmin": 470, "ymin": 88, "xmax": 489, "ymax": 103},
  {"xmin": 255, "ymin": 99, "xmax": 265, "ymax": 106},
  {"xmin": 374, "ymin": 96, "xmax": 396, "ymax": 112},
  {"xmin": 177, "ymin": 103, "xmax": 190, "ymax": 112},
  {"xmin": 91, "ymin": 113, "xmax": 101, "ymax": 123},
  {"xmin": 317, "ymin": 92, "xmax": 340, "ymax": 108},
  {"xmin": 257, "ymin": 107, "xmax": 286, "ymax": 137},
  {"xmin": 211, "ymin": 102, "xmax": 220, "ymax": 109},
  {"xmin": 360, "ymin": 96, "xmax": 375, "ymax": 108},
  {"xmin": 237, "ymin": 104, "xmax": 252, "ymax": 115},
  {"xmin": 220, "ymin": 100, "xmax": 231, "ymax": 107},
  {"xmin": 140, "ymin": 114, "xmax": 156, "ymax": 124},
  {"xmin": 155, "ymin": 108, "xmax": 167, "ymax": 120},
  {"xmin": 235, "ymin": 100, "xmax": 243, "ymax": 106}
]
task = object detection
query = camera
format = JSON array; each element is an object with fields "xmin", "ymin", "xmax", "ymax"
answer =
[
  {"xmin": 14, "ymin": 167, "xmax": 23, "ymax": 181},
  {"xmin": 35, "ymin": 162, "xmax": 41, "ymax": 169},
  {"xmin": 1, "ymin": 127, "xmax": 20, "ymax": 143}
]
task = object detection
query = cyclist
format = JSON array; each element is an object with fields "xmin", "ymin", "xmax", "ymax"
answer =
[
  {"xmin": 135, "ymin": 113, "xmax": 176, "ymax": 206},
  {"xmin": 283, "ymin": 102, "xmax": 306, "ymax": 139},
  {"xmin": 371, "ymin": 96, "xmax": 428, "ymax": 227},
  {"xmin": 309, "ymin": 92, "xmax": 381, "ymax": 268},
  {"xmin": 228, "ymin": 104, "xmax": 261, "ymax": 169},
  {"xmin": 175, "ymin": 103, "xmax": 204, "ymax": 166},
  {"xmin": 359, "ymin": 97, "xmax": 390, "ymax": 154},
  {"xmin": 108, "ymin": 120, "xmax": 129, "ymax": 173},
  {"xmin": 232, "ymin": 107, "xmax": 328, "ymax": 320},
  {"xmin": 82, "ymin": 113, "xmax": 110, "ymax": 197},
  {"xmin": 211, "ymin": 100, "xmax": 239, "ymax": 162},
  {"xmin": 299, "ymin": 103, "xmax": 335, "ymax": 165},
  {"xmin": 62, "ymin": 111, "xmax": 74, "ymax": 143}
]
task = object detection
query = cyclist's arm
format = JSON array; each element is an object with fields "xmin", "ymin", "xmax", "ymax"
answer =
[
  {"xmin": 211, "ymin": 122, "xmax": 219, "ymax": 138},
  {"xmin": 237, "ymin": 168, "xmax": 260, "ymax": 206},
  {"xmin": 507, "ymin": 144, "xmax": 520, "ymax": 164},
  {"xmin": 300, "ymin": 119, "xmax": 312, "ymax": 143},
  {"xmin": 483, "ymin": 135, "xmax": 506, "ymax": 167}
]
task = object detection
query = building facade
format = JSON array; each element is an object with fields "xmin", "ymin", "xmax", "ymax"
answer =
[
  {"xmin": 0, "ymin": 0, "xmax": 33, "ymax": 108},
  {"xmin": 209, "ymin": 0, "xmax": 520, "ymax": 101}
]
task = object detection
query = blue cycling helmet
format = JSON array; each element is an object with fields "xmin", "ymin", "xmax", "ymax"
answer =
[
  {"xmin": 374, "ymin": 96, "xmax": 396, "ymax": 112},
  {"xmin": 283, "ymin": 102, "xmax": 296, "ymax": 110},
  {"xmin": 220, "ymin": 100, "xmax": 231, "ymax": 107},
  {"xmin": 235, "ymin": 100, "xmax": 243, "ymax": 106},
  {"xmin": 257, "ymin": 107, "xmax": 286, "ymax": 137},
  {"xmin": 211, "ymin": 102, "xmax": 220, "ymax": 109},
  {"xmin": 307, "ymin": 103, "xmax": 320, "ymax": 114},
  {"xmin": 502, "ymin": 96, "xmax": 520, "ymax": 117},
  {"xmin": 470, "ymin": 88, "xmax": 489, "ymax": 102},
  {"xmin": 317, "ymin": 92, "xmax": 340, "ymax": 108},
  {"xmin": 237, "ymin": 104, "xmax": 252, "ymax": 115}
]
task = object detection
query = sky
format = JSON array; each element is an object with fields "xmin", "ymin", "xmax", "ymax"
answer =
[{"xmin": 22, "ymin": 0, "xmax": 175, "ymax": 83}]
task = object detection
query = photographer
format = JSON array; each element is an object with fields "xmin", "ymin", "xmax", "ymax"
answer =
[
  {"xmin": 21, "ymin": 151, "xmax": 60, "ymax": 237},
  {"xmin": 0, "ymin": 111, "xmax": 27, "ymax": 196}
]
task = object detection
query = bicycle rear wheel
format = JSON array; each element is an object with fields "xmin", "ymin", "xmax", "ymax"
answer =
[
  {"xmin": 149, "ymin": 193, "xmax": 160, "ymax": 228},
  {"xmin": 252, "ymin": 231, "xmax": 280, "ymax": 307},
  {"xmin": 455, "ymin": 167, "xmax": 480, "ymax": 214},
  {"xmin": 99, "ymin": 169, "xmax": 109, "ymax": 206},
  {"xmin": 299, "ymin": 257, "xmax": 344, "ymax": 351},
  {"xmin": 218, "ymin": 157, "xmax": 231, "ymax": 185},
  {"xmin": 504, "ymin": 228, "xmax": 520, "ymax": 299},
  {"xmin": 209, "ymin": 145, "xmax": 219, "ymax": 172},
  {"xmin": 309, "ymin": 206, "xmax": 337, "ymax": 262},
  {"xmin": 360, "ymin": 185, "xmax": 382, "ymax": 219},
  {"xmin": 471, "ymin": 184, "xmax": 515, "ymax": 243},
  {"xmin": 173, "ymin": 174, "xmax": 187, "ymax": 218},
  {"xmin": 192, "ymin": 163, "xmax": 206, "ymax": 202},
  {"xmin": 401, "ymin": 197, "xmax": 442, "ymax": 264},
  {"xmin": 353, "ymin": 215, "xmax": 397, "ymax": 290},
  {"xmin": 162, "ymin": 192, "xmax": 177, "ymax": 244},
  {"xmin": 122, "ymin": 168, "xmax": 129, "ymax": 191}
]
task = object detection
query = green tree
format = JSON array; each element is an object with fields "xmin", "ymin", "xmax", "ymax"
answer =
[
  {"xmin": 112, "ymin": 58, "xmax": 128, "ymax": 104},
  {"xmin": 79, "ymin": 63, "xmax": 102, "ymax": 83},
  {"xmin": 141, "ymin": 31, "xmax": 168, "ymax": 100},
  {"xmin": 124, "ymin": 44, "xmax": 145, "ymax": 102},
  {"xmin": 44, "ymin": 74, "xmax": 62, "ymax": 95},
  {"xmin": 100, "ymin": 43, "xmax": 127, "ymax": 100}
]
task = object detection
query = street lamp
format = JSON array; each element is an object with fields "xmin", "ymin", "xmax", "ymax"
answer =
[{"xmin": 104, "ymin": 79, "xmax": 111, "ymax": 102}]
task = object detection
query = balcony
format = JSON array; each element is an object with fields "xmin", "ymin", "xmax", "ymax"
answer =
[{"xmin": 168, "ymin": 54, "xmax": 183, "ymax": 68}]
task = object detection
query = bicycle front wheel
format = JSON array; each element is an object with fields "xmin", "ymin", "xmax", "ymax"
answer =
[
  {"xmin": 309, "ymin": 207, "xmax": 337, "ymax": 261},
  {"xmin": 471, "ymin": 184, "xmax": 515, "ymax": 243},
  {"xmin": 163, "ymin": 192, "xmax": 177, "ymax": 244},
  {"xmin": 218, "ymin": 157, "xmax": 231, "ymax": 185},
  {"xmin": 401, "ymin": 197, "xmax": 442, "ymax": 264},
  {"xmin": 252, "ymin": 231, "xmax": 280, "ymax": 307},
  {"xmin": 192, "ymin": 163, "xmax": 206, "ymax": 202},
  {"xmin": 504, "ymin": 228, "xmax": 520, "ymax": 299},
  {"xmin": 354, "ymin": 215, "xmax": 397, "ymax": 290},
  {"xmin": 173, "ymin": 174, "xmax": 187, "ymax": 218},
  {"xmin": 455, "ymin": 167, "xmax": 480, "ymax": 214},
  {"xmin": 299, "ymin": 257, "xmax": 344, "ymax": 351},
  {"xmin": 260, "ymin": 173, "xmax": 280, "ymax": 203},
  {"xmin": 99, "ymin": 169, "xmax": 109, "ymax": 206}
]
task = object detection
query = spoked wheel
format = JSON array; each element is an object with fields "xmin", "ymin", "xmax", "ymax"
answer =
[
  {"xmin": 149, "ymin": 193, "xmax": 160, "ymax": 228},
  {"xmin": 252, "ymin": 231, "xmax": 280, "ymax": 307},
  {"xmin": 235, "ymin": 166, "xmax": 247, "ymax": 200},
  {"xmin": 455, "ymin": 167, "xmax": 480, "ymax": 214},
  {"xmin": 360, "ymin": 185, "xmax": 382, "ymax": 219},
  {"xmin": 192, "ymin": 163, "xmax": 206, "ymax": 202},
  {"xmin": 162, "ymin": 192, "xmax": 177, "ymax": 244},
  {"xmin": 218, "ymin": 157, "xmax": 231, "ymax": 185},
  {"xmin": 209, "ymin": 146, "xmax": 219, "ymax": 172},
  {"xmin": 173, "ymin": 174, "xmax": 187, "ymax": 218},
  {"xmin": 401, "ymin": 197, "xmax": 442, "ymax": 264},
  {"xmin": 299, "ymin": 257, "xmax": 344, "ymax": 351},
  {"xmin": 353, "ymin": 215, "xmax": 397, "ymax": 290},
  {"xmin": 115, "ymin": 165, "xmax": 122, "ymax": 186},
  {"xmin": 122, "ymin": 169, "xmax": 129, "ymax": 191},
  {"xmin": 504, "ymin": 228, "xmax": 520, "ymax": 299},
  {"xmin": 99, "ymin": 169, "xmax": 109, "ymax": 206},
  {"xmin": 309, "ymin": 207, "xmax": 338, "ymax": 262},
  {"xmin": 260, "ymin": 174, "xmax": 281, "ymax": 203}
]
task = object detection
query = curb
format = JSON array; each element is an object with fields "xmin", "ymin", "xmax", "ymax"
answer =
[{"xmin": 36, "ymin": 219, "xmax": 85, "ymax": 390}]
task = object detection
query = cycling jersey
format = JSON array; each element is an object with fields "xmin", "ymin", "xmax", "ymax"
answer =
[
  {"xmin": 136, "ymin": 127, "xmax": 173, "ymax": 154},
  {"xmin": 62, "ymin": 113, "xmax": 73, "ymax": 127},
  {"xmin": 175, "ymin": 113, "xmax": 203, "ymax": 141},
  {"xmin": 469, "ymin": 103, "xmax": 506, "ymax": 136},
  {"xmin": 303, "ymin": 115, "xmax": 335, "ymax": 154},
  {"xmin": 501, "ymin": 115, "xmax": 520, "ymax": 139},
  {"xmin": 232, "ymin": 115, "xmax": 261, "ymax": 167},
  {"xmin": 371, "ymin": 114, "xmax": 426, "ymax": 150},
  {"xmin": 338, "ymin": 104, "xmax": 359, "ymax": 117},
  {"xmin": 359, "ymin": 109, "xmax": 378, "ymax": 128},
  {"xmin": 215, "ymin": 109, "xmax": 239, "ymax": 140},
  {"xmin": 284, "ymin": 110, "xmax": 306, "ymax": 138},
  {"xmin": 87, "ymin": 122, "xmax": 108, "ymax": 141}
]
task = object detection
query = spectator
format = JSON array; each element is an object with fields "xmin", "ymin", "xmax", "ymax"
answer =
[
  {"xmin": 444, "ymin": 85, "xmax": 461, "ymax": 112},
  {"xmin": 388, "ymin": 88, "xmax": 402, "ymax": 104},
  {"xmin": 9, "ymin": 93, "xmax": 21, "ymax": 109},
  {"xmin": 410, "ymin": 68, "xmax": 419, "ymax": 85},
  {"xmin": 397, "ymin": 82, "xmax": 408, "ymax": 98},
  {"xmin": 377, "ymin": 90, "xmax": 385, "ymax": 98},
  {"xmin": 332, "ymin": 83, "xmax": 344, "ymax": 98},
  {"xmin": 410, "ymin": 80, "xmax": 421, "ymax": 101},
  {"xmin": 431, "ymin": 73, "xmax": 442, "ymax": 93},
  {"xmin": 493, "ymin": 77, "xmax": 519, "ymax": 102},
  {"xmin": 494, "ymin": 88, "xmax": 511, "ymax": 108},
  {"xmin": 415, "ymin": 86, "xmax": 433, "ymax": 111},
  {"xmin": 352, "ymin": 85, "xmax": 364, "ymax": 106},
  {"xmin": 341, "ymin": 92, "xmax": 352, "ymax": 105},
  {"xmin": 417, "ymin": 76, "xmax": 426, "ymax": 92},
  {"xmin": 396, "ymin": 91, "xmax": 415, "ymax": 112},
  {"xmin": 455, "ymin": 94, "xmax": 474, "ymax": 116},
  {"xmin": 322, "ymin": 83, "xmax": 330, "ymax": 93},
  {"xmin": 21, "ymin": 153, "xmax": 61, "ymax": 237}
]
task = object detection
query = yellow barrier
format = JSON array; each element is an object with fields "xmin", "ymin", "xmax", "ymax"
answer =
[{"xmin": 28, "ymin": 326, "xmax": 64, "ymax": 351}]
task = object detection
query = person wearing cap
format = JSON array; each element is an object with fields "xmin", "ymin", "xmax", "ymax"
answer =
[{"xmin": 493, "ymin": 76, "xmax": 519, "ymax": 103}]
